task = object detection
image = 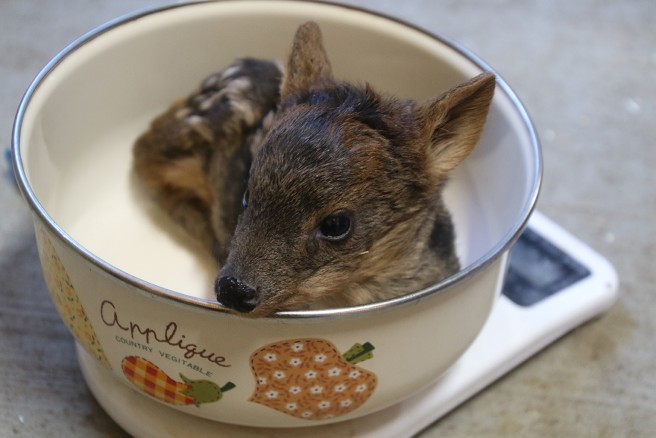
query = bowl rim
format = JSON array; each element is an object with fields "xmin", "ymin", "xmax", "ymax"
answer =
[{"xmin": 11, "ymin": 0, "xmax": 542, "ymax": 320}]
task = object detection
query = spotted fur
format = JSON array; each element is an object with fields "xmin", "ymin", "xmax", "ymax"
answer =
[{"xmin": 133, "ymin": 58, "xmax": 282, "ymax": 262}]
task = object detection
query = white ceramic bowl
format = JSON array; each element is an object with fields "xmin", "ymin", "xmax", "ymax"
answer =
[{"xmin": 12, "ymin": 0, "xmax": 540, "ymax": 427}]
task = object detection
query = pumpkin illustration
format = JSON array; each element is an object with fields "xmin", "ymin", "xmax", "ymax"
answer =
[
  {"xmin": 249, "ymin": 338, "xmax": 377, "ymax": 420},
  {"xmin": 121, "ymin": 356, "xmax": 235, "ymax": 407}
]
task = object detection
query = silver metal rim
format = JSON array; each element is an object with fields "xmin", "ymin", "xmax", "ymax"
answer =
[{"xmin": 11, "ymin": 0, "xmax": 542, "ymax": 319}]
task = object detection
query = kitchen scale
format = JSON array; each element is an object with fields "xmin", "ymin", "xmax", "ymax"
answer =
[{"xmin": 77, "ymin": 210, "xmax": 618, "ymax": 437}]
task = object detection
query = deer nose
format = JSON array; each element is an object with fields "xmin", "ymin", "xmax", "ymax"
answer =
[{"xmin": 215, "ymin": 276, "xmax": 259, "ymax": 313}]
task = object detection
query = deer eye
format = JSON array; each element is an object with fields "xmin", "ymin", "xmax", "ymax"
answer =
[{"xmin": 318, "ymin": 212, "xmax": 353, "ymax": 241}]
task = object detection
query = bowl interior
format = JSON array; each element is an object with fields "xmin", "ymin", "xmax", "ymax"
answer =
[{"xmin": 16, "ymin": 1, "xmax": 539, "ymax": 302}]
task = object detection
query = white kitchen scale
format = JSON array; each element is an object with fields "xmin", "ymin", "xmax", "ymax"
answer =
[{"xmin": 77, "ymin": 210, "xmax": 618, "ymax": 437}]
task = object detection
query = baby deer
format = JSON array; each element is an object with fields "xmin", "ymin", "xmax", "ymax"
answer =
[{"xmin": 134, "ymin": 22, "xmax": 495, "ymax": 317}]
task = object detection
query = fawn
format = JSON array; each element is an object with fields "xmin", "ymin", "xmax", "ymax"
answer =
[{"xmin": 133, "ymin": 22, "xmax": 495, "ymax": 317}]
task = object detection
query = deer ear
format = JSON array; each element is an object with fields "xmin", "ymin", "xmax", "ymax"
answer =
[
  {"xmin": 281, "ymin": 21, "xmax": 333, "ymax": 99},
  {"xmin": 419, "ymin": 72, "xmax": 496, "ymax": 176}
]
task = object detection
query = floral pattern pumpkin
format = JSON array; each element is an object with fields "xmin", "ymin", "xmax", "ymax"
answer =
[{"xmin": 249, "ymin": 338, "xmax": 377, "ymax": 420}]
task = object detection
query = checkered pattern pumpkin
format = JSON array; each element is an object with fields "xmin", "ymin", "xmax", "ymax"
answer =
[{"xmin": 121, "ymin": 356, "xmax": 235, "ymax": 407}]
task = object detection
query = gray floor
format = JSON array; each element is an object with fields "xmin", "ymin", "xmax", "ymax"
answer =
[{"xmin": 1, "ymin": 0, "xmax": 654, "ymax": 436}]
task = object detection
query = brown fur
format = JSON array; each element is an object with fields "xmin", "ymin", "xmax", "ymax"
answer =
[
  {"xmin": 133, "ymin": 22, "xmax": 495, "ymax": 317},
  {"xmin": 133, "ymin": 58, "xmax": 282, "ymax": 262}
]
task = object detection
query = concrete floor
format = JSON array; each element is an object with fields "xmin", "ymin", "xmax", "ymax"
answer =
[{"xmin": 1, "ymin": 0, "xmax": 654, "ymax": 436}]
